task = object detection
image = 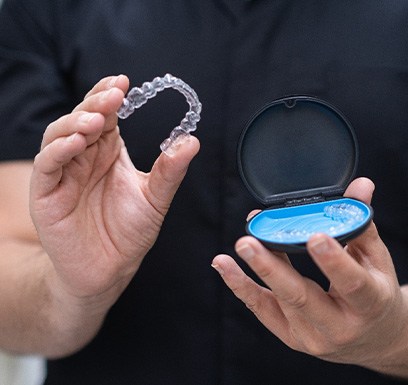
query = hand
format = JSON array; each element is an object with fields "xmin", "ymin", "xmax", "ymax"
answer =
[
  {"xmin": 212, "ymin": 178, "xmax": 408, "ymax": 376},
  {"xmin": 30, "ymin": 75, "xmax": 200, "ymax": 301}
]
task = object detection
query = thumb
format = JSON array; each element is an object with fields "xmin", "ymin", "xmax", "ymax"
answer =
[
  {"xmin": 343, "ymin": 177, "xmax": 375, "ymax": 205},
  {"xmin": 146, "ymin": 135, "xmax": 200, "ymax": 213},
  {"xmin": 343, "ymin": 177, "xmax": 394, "ymax": 273}
]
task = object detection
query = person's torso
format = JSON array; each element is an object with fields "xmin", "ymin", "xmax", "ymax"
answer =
[{"xmin": 4, "ymin": 0, "xmax": 407, "ymax": 383}]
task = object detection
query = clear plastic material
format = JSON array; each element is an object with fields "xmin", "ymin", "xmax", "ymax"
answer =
[
  {"xmin": 324, "ymin": 203, "xmax": 365, "ymax": 223},
  {"xmin": 254, "ymin": 202, "xmax": 366, "ymax": 243},
  {"xmin": 117, "ymin": 74, "xmax": 202, "ymax": 156}
]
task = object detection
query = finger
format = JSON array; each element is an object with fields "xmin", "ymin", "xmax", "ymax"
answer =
[
  {"xmin": 342, "ymin": 177, "xmax": 394, "ymax": 272},
  {"xmin": 211, "ymin": 254, "xmax": 290, "ymax": 339},
  {"xmin": 71, "ymin": 86, "xmax": 125, "ymax": 139},
  {"xmin": 346, "ymin": 222, "xmax": 396, "ymax": 275},
  {"xmin": 73, "ymin": 87, "xmax": 125, "ymax": 117},
  {"xmin": 83, "ymin": 74, "xmax": 129, "ymax": 100},
  {"xmin": 246, "ymin": 209, "xmax": 261, "ymax": 222},
  {"xmin": 307, "ymin": 233, "xmax": 388, "ymax": 315},
  {"xmin": 33, "ymin": 112, "xmax": 106, "ymax": 197},
  {"xmin": 31, "ymin": 133, "xmax": 89, "ymax": 198},
  {"xmin": 145, "ymin": 136, "xmax": 200, "ymax": 214},
  {"xmin": 245, "ymin": 210, "xmax": 291, "ymax": 264},
  {"xmin": 42, "ymin": 112, "xmax": 105, "ymax": 150},
  {"xmin": 235, "ymin": 236, "xmax": 336, "ymax": 316},
  {"xmin": 42, "ymin": 76, "xmax": 128, "ymax": 151},
  {"xmin": 343, "ymin": 177, "xmax": 375, "ymax": 205}
]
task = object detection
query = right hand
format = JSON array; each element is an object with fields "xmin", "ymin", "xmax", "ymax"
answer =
[
  {"xmin": 212, "ymin": 178, "xmax": 408, "ymax": 377},
  {"xmin": 30, "ymin": 75, "xmax": 200, "ymax": 302}
]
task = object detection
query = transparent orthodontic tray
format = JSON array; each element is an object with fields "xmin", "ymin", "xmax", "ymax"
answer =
[{"xmin": 247, "ymin": 198, "xmax": 372, "ymax": 252}]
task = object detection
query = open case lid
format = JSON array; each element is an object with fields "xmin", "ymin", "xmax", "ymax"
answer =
[{"xmin": 237, "ymin": 96, "xmax": 359, "ymax": 207}]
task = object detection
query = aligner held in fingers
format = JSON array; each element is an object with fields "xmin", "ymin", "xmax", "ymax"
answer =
[{"xmin": 117, "ymin": 74, "xmax": 202, "ymax": 156}]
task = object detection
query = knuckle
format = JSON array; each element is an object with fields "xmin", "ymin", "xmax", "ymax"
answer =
[
  {"xmin": 33, "ymin": 152, "xmax": 41, "ymax": 167},
  {"xmin": 344, "ymin": 276, "xmax": 394, "ymax": 316},
  {"xmin": 245, "ymin": 296, "xmax": 262, "ymax": 318},
  {"xmin": 227, "ymin": 277, "xmax": 248, "ymax": 297},
  {"xmin": 304, "ymin": 340, "xmax": 328, "ymax": 357},
  {"xmin": 233, "ymin": 282, "xmax": 264, "ymax": 318},
  {"xmin": 288, "ymin": 328, "xmax": 327, "ymax": 356},
  {"xmin": 256, "ymin": 264, "xmax": 274, "ymax": 281},
  {"xmin": 366, "ymin": 282, "xmax": 394, "ymax": 316},
  {"xmin": 284, "ymin": 290, "xmax": 308, "ymax": 309},
  {"xmin": 342, "ymin": 278, "xmax": 367, "ymax": 297},
  {"xmin": 301, "ymin": 330, "xmax": 354, "ymax": 358},
  {"xmin": 330, "ymin": 328, "xmax": 360, "ymax": 348}
]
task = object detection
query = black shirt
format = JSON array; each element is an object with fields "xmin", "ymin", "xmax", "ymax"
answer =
[{"xmin": 1, "ymin": 1, "xmax": 408, "ymax": 384}]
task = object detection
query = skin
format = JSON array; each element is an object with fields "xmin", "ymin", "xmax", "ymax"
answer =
[
  {"xmin": 212, "ymin": 177, "xmax": 408, "ymax": 378},
  {"xmin": 0, "ymin": 75, "xmax": 199, "ymax": 357},
  {"xmin": 1, "ymin": 75, "xmax": 407, "ymax": 377}
]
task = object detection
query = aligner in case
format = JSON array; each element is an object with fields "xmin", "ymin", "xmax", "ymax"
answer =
[
  {"xmin": 254, "ymin": 201, "xmax": 367, "ymax": 244},
  {"xmin": 117, "ymin": 74, "xmax": 202, "ymax": 156},
  {"xmin": 238, "ymin": 96, "xmax": 374, "ymax": 253}
]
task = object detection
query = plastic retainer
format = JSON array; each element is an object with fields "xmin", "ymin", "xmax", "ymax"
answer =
[{"xmin": 117, "ymin": 74, "xmax": 202, "ymax": 155}]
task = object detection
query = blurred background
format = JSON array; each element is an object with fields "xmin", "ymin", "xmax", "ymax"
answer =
[{"xmin": 0, "ymin": 1, "xmax": 46, "ymax": 384}]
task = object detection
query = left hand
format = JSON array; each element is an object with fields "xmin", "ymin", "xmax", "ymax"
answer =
[
  {"xmin": 212, "ymin": 177, "xmax": 408, "ymax": 375},
  {"xmin": 30, "ymin": 75, "xmax": 200, "ymax": 301}
]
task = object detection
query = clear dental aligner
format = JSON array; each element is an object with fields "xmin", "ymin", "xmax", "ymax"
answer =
[
  {"xmin": 323, "ymin": 203, "xmax": 365, "ymax": 223},
  {"xmin": 117, "ymin": 74, "xmax": 202, "ymax": 156},
  {"xmin": 260, "ymin": 203, "xmax": 365, "ymax": 243}
]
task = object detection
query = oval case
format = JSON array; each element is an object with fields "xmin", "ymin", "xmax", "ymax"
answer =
[{"xmin": 237, "ymin": 96, "xmax": 373, "ymax": 253}]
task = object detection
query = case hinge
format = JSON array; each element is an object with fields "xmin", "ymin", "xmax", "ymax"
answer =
[{"xmin": 284, "ymin": 195, "xmax": 325, "ymax": 207}]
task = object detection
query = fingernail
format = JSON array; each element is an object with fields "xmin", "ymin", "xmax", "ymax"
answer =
[
  {"xmin": 236, "ymin": 243, "xmax": 255, "ymax": 261},
  {"xmin": 117, "ymin": 74, "xmax": 126, "ymax": 83},
  {"xmin": 108, "ymin": 74, "xmax": 126, "ymax": 89},
  {"xmin": 66, "ymin": 132, "xmax": 77, "ymax": 142},
  {"xmin": 102, "ymin": 88, "xmax": 116, "ymax": 101},
  {"xmin": 309, "ymin": 237, "xmax": 329, "ymax": 255},
  {"xmin": 108, "ymin": 75, "xmax": 119, "ymax": 88},
  {"xmin": 211, "ymin": 263, "xmax": 224, "ymax": 276},
  {"xmin": 79, "ymin": 112, "xmax": 97, "ymax": 123},
  {"xmin": 160, "ymin": 133, "xmax": 191, "ymax": 157}
]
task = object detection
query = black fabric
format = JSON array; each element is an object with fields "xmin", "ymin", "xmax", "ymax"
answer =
[{"xmin": 1, "ymin": 1, "xmax": 408, "ymax": 384}]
